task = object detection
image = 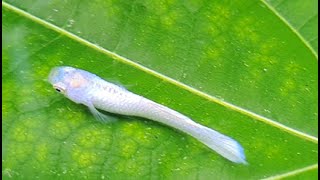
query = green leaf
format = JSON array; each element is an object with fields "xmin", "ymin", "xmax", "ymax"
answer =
[
  {"xmin": 263, "ymin": 164, "xmax": 318, "ymax": 180},
  {"xmin": 264, "ymin": 0, "xmax": 318, "ymax": 55},
  {"xmin": 2, "ymin": 0, "xmax": 318, "ymax": 179}
]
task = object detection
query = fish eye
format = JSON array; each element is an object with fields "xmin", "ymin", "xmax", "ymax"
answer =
[{"xmin": 53, "ymin": 86, "xmax": 65, "ymax": 93}]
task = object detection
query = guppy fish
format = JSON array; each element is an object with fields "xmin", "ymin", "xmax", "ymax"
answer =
[{"xmin": 48, "ymin": 66, "xmax": 247, "ymax": 164}]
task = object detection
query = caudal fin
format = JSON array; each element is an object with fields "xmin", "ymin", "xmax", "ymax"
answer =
[
  {"xmin": 190, "ymin": 125, "xmax": 247, "ymax": 164},
  {"xmin": 140, "ymin": 99, "xmax": 247, "ymax": 164}
]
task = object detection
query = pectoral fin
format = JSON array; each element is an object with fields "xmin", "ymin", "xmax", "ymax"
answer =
[{"xmin": 87, "ymin": 104, "xmax": 117, "ymax": 123}]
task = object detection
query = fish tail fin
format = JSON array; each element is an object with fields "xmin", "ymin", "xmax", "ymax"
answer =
[
  {"xmin": 139, "ymin": 100, "xmax": 247, "ymax": 164},
  {"xmin": 189, "ymin": 124, "xmax": 247, "ymax": 164}
]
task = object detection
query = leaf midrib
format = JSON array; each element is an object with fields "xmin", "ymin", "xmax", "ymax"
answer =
[
  {"xmin": 2, "ymin": 1, "xmax": 317, "ymax": 144},
  {"xmin": 262, "ymin": 163, "xmax": 318, "ymax": 180}
]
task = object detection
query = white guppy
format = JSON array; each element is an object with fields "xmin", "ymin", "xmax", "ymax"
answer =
[{"xmin": 48, "ymin": 66, "xmax": 247, "ymax": 164}]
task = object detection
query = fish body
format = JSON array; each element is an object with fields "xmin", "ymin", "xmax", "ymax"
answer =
[{"xmin": 48, "ymin": 66, "xmax": 247, "ymax": 164}]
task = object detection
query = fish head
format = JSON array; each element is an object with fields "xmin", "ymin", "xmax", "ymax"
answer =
[{"xmin": 48, "ymin": 66, "xmax": 89, "ymax": 95}]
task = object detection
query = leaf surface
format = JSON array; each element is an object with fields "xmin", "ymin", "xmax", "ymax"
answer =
[
  {"xmin": 264, "ymin": 0, "xmax": 318, "ymax": 55},
  {"xmin": 2, "ymin": 1, "xmax": 318, "ymax": 179}
]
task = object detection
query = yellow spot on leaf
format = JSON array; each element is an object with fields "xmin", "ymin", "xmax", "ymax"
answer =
[
  {"xmin": 121, "ymin": 122, "xmax": 156, "ymax": 148},
  {"xmin": 119, "ymin": 139, "xmax": 137, "ymax": 158},
  {"xmin": 12, "ymin": 126, "xmax": 34, "ymax": 142},
  {"xmin": 285, "ymin": 62, "xmax": 301, "ymax": 74},
  {"xmin": 76, "ymin": 127, "xmax": 111, "ymax": 148},
  {"xmin": 36, "ymin": 143, "xmax": 48, "ymax": 161},
  {"xmin": 121, "ymin": 122, "xmax": 141, "ymax": 136},
  {"xmin": 233, "ymin": 17, "xmax": 260, "ymax": 44},
  {"xmin": 206, "ymin": 47, "xmax": 221, "ymax": 60},
  {"xmin": 49, "ymin": 120, "xmax": 70, "ymax": 139},
  {"xmin": 214, "ymin": 5, "xmax": 231, "ymax": 19},
  {"xmin": 72, "ymin": 148, "xmax": 97, "ymax": 168},
  {"xmin": 7, "ymin": 143, "xmax": 32, "ymax": 163},
  {"xmin": 280, "ymin": 79, "xmax": 295, "ymax": 96}
]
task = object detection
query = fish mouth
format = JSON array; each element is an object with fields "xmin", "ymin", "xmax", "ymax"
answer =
[
  {"xmin": 48, "ymin": 66, "xmax": 76, "ymax": 84},
  {"xmin": 48, "ymin": 67, "xmax": 60, "ymax": 84}
]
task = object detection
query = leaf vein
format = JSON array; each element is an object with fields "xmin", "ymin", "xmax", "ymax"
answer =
[
  {"xmin": 262, "ymin": 163, "xmax": 318, "ymax": 180},
  {"xmin": 260, "ymin": 0, "xmax": 318, "ymax": 59}
]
